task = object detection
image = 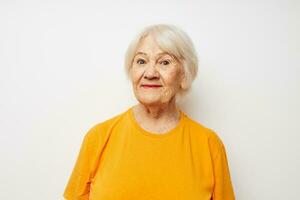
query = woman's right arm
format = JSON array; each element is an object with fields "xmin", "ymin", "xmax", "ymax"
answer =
[{"xmin": 63, "ymin": 126, "xmax": 97, "ymax": 200}]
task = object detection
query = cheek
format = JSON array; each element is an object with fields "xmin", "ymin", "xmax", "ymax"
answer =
[
  {"xmin": 163, "ymin": 71, "xmax": 181, "ymax": 87},
  {"xmin": 130, "ymin": 68, "xmax": 144, "ymax": 84}
]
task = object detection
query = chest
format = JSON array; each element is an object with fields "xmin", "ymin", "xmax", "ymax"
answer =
[{"xmin": 89, "ymin": 130, "xmax": 214, "ymax": 200}]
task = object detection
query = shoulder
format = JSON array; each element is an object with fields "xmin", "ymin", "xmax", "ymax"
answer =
[
  {"xmin": 183, "ymin": 113, "xmax": 225, "ymax": 150},
  {"xmin": 184, "ymin": 114, "xmax": 220, "ymax": 138},
  {"xmin": 83, "ymin": 109, "xmax": 128, "ymax": 143}
]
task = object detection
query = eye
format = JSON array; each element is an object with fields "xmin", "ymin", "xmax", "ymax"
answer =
[
  {"xmin": 136, "ymin": 59, "xmax": 146, "ymax": 65},
  {"xmin": 160, "ymin": 60, "xmax": 170, "ymax": 65}
]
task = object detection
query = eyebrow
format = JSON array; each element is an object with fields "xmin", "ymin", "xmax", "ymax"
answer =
[{"xmin": 134, "ymin": 52, "xmax": 171, "ymax": 57}]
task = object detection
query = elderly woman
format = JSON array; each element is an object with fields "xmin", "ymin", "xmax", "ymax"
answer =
[{"xmin": 63, "ymin": 24, "xmax": 235, "ymax": 200}]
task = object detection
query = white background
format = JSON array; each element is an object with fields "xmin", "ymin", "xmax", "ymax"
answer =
[{"xmin": 0, "ymin": 0, "xmax": 299, "ymax": 199}]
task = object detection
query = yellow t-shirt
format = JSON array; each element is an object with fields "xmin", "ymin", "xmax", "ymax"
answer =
[{"xmin": 63, "ymin": 106, "xmax": 235, "ymax": 200}]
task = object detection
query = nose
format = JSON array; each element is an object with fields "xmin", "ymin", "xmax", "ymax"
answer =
[{"xmin": 143, "ymin": 62, "xmax": 159, "ymax": 80}]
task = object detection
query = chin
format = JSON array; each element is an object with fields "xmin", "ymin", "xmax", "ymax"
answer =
[{"xmin": 137, "ymin": 96, "xmax": 162, "ymax": 106}]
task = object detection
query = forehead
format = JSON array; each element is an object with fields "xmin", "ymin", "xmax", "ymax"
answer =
[
  {"xmin": 134, "ymin": 36, "xmax": 174, "ymax": 58},
  {"xmin": 136, "ymin": 35, "xmax": 163, "ymax": 53}
]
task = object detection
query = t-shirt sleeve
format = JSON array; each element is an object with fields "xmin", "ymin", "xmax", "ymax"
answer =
[
  {"xmin": 63, "ymin": 126, "xmax": 97, "ymax": 200},
  {"xmin": 208, "ymin": 129, "xmax": 235, "ymax": 200}
]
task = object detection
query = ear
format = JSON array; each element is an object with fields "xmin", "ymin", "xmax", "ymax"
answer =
[
  {"xmin": 179, "ymin": 67, "xmax": 186, "ymax": 89},
  {"xmin": 180, "ymin": 79, "xmax": 187, "ymax": 89}
]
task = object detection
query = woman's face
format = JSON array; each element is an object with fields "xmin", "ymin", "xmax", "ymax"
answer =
[{"xmin": 129, "ymin": 35, "xmax": 184, "ymax": 106}]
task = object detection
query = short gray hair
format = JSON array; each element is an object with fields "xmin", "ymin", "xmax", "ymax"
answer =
[{"xmin": 124, "ymin": 24, "xmax": 199, "ymax": 99}]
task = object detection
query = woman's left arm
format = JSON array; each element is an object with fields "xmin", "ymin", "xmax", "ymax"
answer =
[{"xmin": 208, "ymin": 130, "xmax": 236, "ymax": 200}]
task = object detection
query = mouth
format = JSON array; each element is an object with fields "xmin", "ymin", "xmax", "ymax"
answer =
[{"xmin": 141, "ymin": 84, "xmax": 162, "ymax": 88}]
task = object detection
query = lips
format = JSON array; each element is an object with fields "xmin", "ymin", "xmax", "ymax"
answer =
[{"xmin": 141, "ymin": 84, "xmax": 162, "ymax": 88}]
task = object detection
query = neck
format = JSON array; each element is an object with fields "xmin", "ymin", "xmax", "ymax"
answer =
[{"xmin": 133, "ymin": 98, "xmax": 180, "ymax": 123}]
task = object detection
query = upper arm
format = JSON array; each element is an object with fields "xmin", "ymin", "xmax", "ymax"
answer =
[
  {"xmin": 63, "ymin": 126, "xmax": 99, "ymax": 200},
  {"xmin": 208, "ymin": 129, "xmax": 235, "ymax": 200}
]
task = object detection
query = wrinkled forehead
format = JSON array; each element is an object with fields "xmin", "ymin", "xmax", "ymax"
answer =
[{"xmin": 134, "ymin": 34, "xmax": 181, "ymax": 61}]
